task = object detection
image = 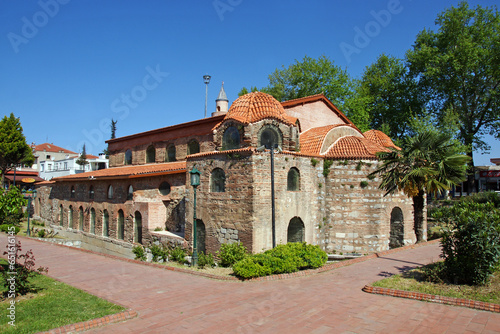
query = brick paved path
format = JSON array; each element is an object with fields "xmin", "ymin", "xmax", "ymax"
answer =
[{"xmin": 3, "ymin": 235, "xmax": 500, "ymax": 333}]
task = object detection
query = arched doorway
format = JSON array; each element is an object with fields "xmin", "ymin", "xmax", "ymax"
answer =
[
  {"xmin": 390, "ymin": 207, "xmax": 404, "ymax": 249},
  {"xmin": 117, "ymin": 210, "xmax": 124, "ymax": 240},
  {"xmin": 196, "ymin": 220, "xmax": 206, "ymax": 254},
  {"xmin": 287, "ymin": 217, "xmax": 305, "ymax": 243},
  {"xmin": 134, "ymin": 211, "xmax": 142, "ymax": 244},
  {"xmin": 103, "ymin": 210, "xmax": 109, "ymax": 237}
]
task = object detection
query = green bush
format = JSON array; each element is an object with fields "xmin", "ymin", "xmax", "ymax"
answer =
[
  {"xmin": 0, "ymin": 187, "xmax": 27, "ymax": 226},
  {"xmin": 170, "ymin": 246, "xmax": 187, "ymax": 264},
  {"xmin": 0, "ymin": 224, "xmax": 20, "ymax": 235},
  {"xmin": 197, "ymin": 251, "xmax": 215, "ymax": 269},
  {"xmin": 132, "ymin": 245, "xmax": 146, "ymax": 261},
  {"xmin": 217, "ymin": 242, "xmax": 247, "ymax": 267},
  {"xmin": 232, "ymin": 242, "xmax": 327, "ymax": 279},
  {"xmin": 149, "ymin": 243, "xmax": 168, "ymax": 262},
  {"xmin": 439, "ymin": 201, "xmax": 500, "ymax": 285}
]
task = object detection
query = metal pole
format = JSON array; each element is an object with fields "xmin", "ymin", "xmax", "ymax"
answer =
[
  {"xmin": 193, "ymin": 186, "xmax": 198, "ymax": 266},
  {"xmin": 271, "ymin": 147, "xmax": 276, "ymax": 248},
  {"xmin": 27, "ymin": 195, "xmax": 31, "ymax": 236},
  {"xmin": 204, "ymin": 84, "xmax": 208, "ymax": 119}
]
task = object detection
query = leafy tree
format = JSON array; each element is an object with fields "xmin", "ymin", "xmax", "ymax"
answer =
[
  {"xmin": 238, "ymin": 86, "xmax": 259, "ymax": 97},
  {"xmin": 75, "ymin": 144, "xmax": 89, "ymax": 170},
  {"xmin": 261, "ymin": 55, "xmax": 371, "ymax": 132},
  {"xmin": 360, "ymin": 54, "xmax": 425, "ymax": 139},
  {"xmin": 0, "ymin": 113, "xmax": 34, "ymax": 185},
  {"xmin": 0, "ymin": 186, "xmax": 26, "ymax": 226},
  {"xmin": 370, "ymin": 129, "xmax": 469, "ymax": 242},
  {"xmin": 406, "ymin": 1, "xmax": 500, "ymax": 191},
  {"xmin": 110, "ymin": 118, "xmax": 117, "ymax": 139}
]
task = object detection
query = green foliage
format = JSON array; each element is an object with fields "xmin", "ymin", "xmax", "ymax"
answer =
[
  {"xmin": 217, "ymin": 242, "xmax": 247, "ymax": 267},
  {"xmin": 360, "ymin": 181, "xmax": 369, "ymax": 189},
  {"xmin": 197, "ymin": 251, "xmax": 215, "ymax": 269},
  {"xmin": 323, "ymin": 159, "xmax": 333, "ymax": 177},
  {"xmin": 170, "ymin": 246, "xmax": 187, "ymax": 264},
  {"xmin": 438, "ymin": 201, "xmax": 500, "ymax": 285},
  {"xmin": 0, "ymin": 187, "xmax": 27, "ymax": 226},
  {"xmin": 75, "ymin": 144, "xmax": 89, "ymax": 168},
  {"xmin": 1, "ymin": 240, "xmax": 48, "ymax": 296},
  {"xmin": 232, "ymin": 242, "xmax": 327, "ymax": 279},
  {"xmin": 238, "ymin": 86, "xmax": 259, "ymax": 96},
  {"xmin": 310, "ymin": 158, "xmax": 319, "ymax": 167},
  {"xmin": 149, "ymin": 243, "xmax": 168, "ymax": 262},
  {"xmin": 132, "ymin": 245, "xmax": 146, "ymax": 261},
  {"xmin": 0, "ymin": 224, "xmax": 20, "ymax": 234},
  {"xmin": 0, "ymin": 113, "xmax": 34, "ymax": 185}
]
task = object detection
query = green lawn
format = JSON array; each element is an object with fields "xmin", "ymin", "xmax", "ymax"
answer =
[
  {"xmin": 372, "ymin": 262, "xmax": 500, "ymax": 304},
  {"xmin": 0, "ymin": 259, "xmax": 125, "ymax": 334}
]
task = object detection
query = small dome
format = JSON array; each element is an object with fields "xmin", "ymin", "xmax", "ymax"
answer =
[
  {"xmin": 363, "ymin": 130, "xmax": 400, "ymax": 150},
  {"xmin": 222, "ymin": 92, "xmax": 293, "ymax": 125},
  {"xmin": 325, "ymin": 136, "xmax": 390, "ymax": 159}
]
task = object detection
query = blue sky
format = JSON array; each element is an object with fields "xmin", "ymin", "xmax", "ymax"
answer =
[{"xmin": 1, "ymin": 0, "xmax": 498, "ymax": 165}]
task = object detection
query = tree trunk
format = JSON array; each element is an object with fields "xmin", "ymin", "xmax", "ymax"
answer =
[
  {"xmin": 466, "ymin": 144, "xmax": 476, "ymax": 194},
  {"xmin": 413, "ymin": 190, "xmax": 425, "ymax": 243}
]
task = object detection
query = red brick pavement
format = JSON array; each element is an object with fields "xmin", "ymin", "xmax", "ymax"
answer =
[{"xmin": 3, "ymin": 234, "xmax": 500, "ymax": 333}]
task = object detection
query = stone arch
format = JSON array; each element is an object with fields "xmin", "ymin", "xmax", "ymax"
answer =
[
  {"xmin": 187, "ymin": 139, "xmax": 200, "ymax": 155},
  {"xmin": 222, "ymin": 126, "xmax": 240, "ymax": 150},
  {"xmin": 146, "ymin": 145, "xmax": 156, "ymax": 163},
  {"xmin": 196, "ymin": 219, "xmax": 206, "ymax": 254},
  {"xmin": 287, "ymin": 167, "xmax": 300, "ymax": 191},
  {"xmin": 166, "ymin": 144, "xmax": 176, "ymax": 162},
  {"xmin": 103, "ymin": 210, "xmax": 109, "ymax": 237},
  {"xmin": 389, "ymin": 207, "xmax": 404, "ymax": 249},
  {"xmin": 258, "ymin": 124, "xmax": 282, "ymax": 149},
  {"xmin": 134, "ymin": 211, "xmax": 142, "ymax": 244},
  {"xmin": 117, "ymin": 209, "xmax": 125, "ymax": 240},
  {"xmin": 287, "ymin": 217, "xmax": 305, "ymax": 243}
]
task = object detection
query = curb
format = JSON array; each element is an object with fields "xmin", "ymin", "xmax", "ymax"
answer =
[
  {"xmin": 362, "ymin": 285, "xmax": 500, "ymax": 313},
  {"xmin": 37, "ymin": 309, "xmax": 138, "ymax": 334}
]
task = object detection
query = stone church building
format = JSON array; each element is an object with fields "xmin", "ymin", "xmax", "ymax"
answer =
[{"xmin": 36, "ymin": 86, "xmax": 420, "ymax": 255}]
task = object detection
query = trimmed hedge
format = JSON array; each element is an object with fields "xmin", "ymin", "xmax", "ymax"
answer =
[{"xmin": 233, "ymin": 242, "xmax": 327, "ymax": 279}]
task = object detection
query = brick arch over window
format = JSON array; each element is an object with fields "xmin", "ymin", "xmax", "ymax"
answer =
[
  {"xmin": 68, "ymin": 206, "xmax": 74, "ymax": 229},
  {"xmin": 103, "ymin": 210, "xmax": 109, "ymax": 237},
  {"xmin": 287, "ymin": 167, "xmax": 300, "ymax": 191},
  {"xmin": 146, "ymin": 145, "xmax": 156, "ymax": 163},
  {"xmin": 117, "ymin": 209, "xmax": 125, "ymax": 240},
  {"xmin": 166, "ymin": 144, "xmax": 176, "ymax": 162},
  {"xmin": 187, "ymin": 139, "xmax": 200, "ymax": 155},
  {"xmin": 79, "ymin": 206, "xmax": 84, "ymax": 230},
  {"xmin": 90, "ymin": 208, "xmax": 96, "ymax": 234},
  {"xmin": 134, "ymin": 211, "xmax": 142, "ymax": 244},
  {"xmin": 258, "ymin": 124, "xmax": 282, "ymax": 149},
  {"xmin": 222, "ymin": 126, "xmax": 240, "ymax": 150},
  {"xmin": 210, "ymin": 168, "xmax": 225, "ymax": 192},
  {"xmin": 125, "ymin": 149, "xmax": 132, "ymax": 165},
  {"xmin": 287, "ymin": 217, "xmax": 305, "ymax": 243}
]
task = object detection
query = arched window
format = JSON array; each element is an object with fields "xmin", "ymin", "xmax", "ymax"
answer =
[
  {"xmin": 187, "ymin": 139, "xmax": 200, "ymax": 155},
  {"xmin": 287, "ymin": 217, "xmax": 305, "ymax": 243},
  {"xmin": 89, "ymin": 185, "xmax": 94, "ymax": 200},
  {"xmin": 134, "ymin": 211, "xmax": 142, "ymax": 244},
  {"xmin": 210, "ymin": 168, "xmax": 225, "ymax": 192},
  {"xmin": 103, "ymin": 210, "xmax": 109, "ymax": 237},
  {"xmin": 222, "ymin": 126, "xmax": 240, "ymax": 150},
  {"xmin": 159, "ymin": 182, "xmax": 171, "ymax": 195},
  {"xmin": 287, "ymin": 167, "xmax": 300, "ymax": 191},
  {"xmin": 70, "ymin": 185, "xmax": 75, "ymax": 198},
  {"xmin": 166, "ymin": 145, "xmax": 176, "ymax": 162},
  {"xmin": 79, "ymin": 206, "xmax": 84, "ymax": 230},
  {"xmin": 69, "ymin": 206, "xmax": 74, "ymax": 229},
  {"xmin": 127, "ymin": 185, "xmax": 134, "ymax": 200},
  {"xmin": 107, "ymin": 185, "xmax": 113, "ymax": 199},
  {"xmin": 258, "ymin": 125, "xmax": 282, "ymax": 149},
  {"xmin": 390, "ymin": 207, "xmax": 404, "ymax": 249},
  {"xmin": 146, "ymin": 145, "xmax": 156, "ymax": 163},
  {"xmin": 90, "ymin": 208, "xmax": 96, "ymax": 234},
  {"xmin": 59, "ymin": 204, "xmax": 64, "ymax": 226},
  {"xmin": 125, "ymin": 149, "xmax": 132, "ymax": 165},
  {"xmin": 117, "ymin": 209, "xmax": 124, "ymax": 240}
]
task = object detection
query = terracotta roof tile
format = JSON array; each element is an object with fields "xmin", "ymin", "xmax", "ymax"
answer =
[
  {"xmin": 52, "ymin": 161, "xmax": 186, "ymax": 181},
  {"xmin": 218, "ymin": 92, "xmax": 295, "ymax": 127},
  {"xmin": 299, "ymin": 125, "xmax": 338, "ymax": 155},
  {"xmin": 188, "ymin": 147, "xmax": 254, "ymax": 158},
  {"xmin": 325, "ymin": 136, "xmax": 390, "ymax": 159},
  {"xmin": 363, "ymin": 130, "xmax": 400, "ymax": 150},
  {"xmin": 33, "ymin": 143, "xmax": 76, "ymax": 154}
]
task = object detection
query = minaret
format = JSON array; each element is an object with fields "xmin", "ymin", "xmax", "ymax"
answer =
[{"xmin": 212, "ymin": 82, "xmax": 228, "ymax": 117}]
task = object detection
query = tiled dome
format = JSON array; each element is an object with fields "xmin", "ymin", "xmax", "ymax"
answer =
[
  {"xmin": 325, "ymin": 136, "xmax": 390, "ymax": 159},
  {"xmin": 222, "ymin": 92, "xmax": 294, "ymax": 125},
  {"xmin": 363, "ymin": 130, "xmax": 400, "ymax": 150}
]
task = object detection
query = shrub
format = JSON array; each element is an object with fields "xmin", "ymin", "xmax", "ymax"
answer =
[
  {"xmin": 197, "ymin": 251, "xmax": 215, "ymax": 269},
  {"xmin": 217, "ymin": 242, "xmax": 247, "ymax": 267},
  {"xmin": 439, "ymin": 201, "xmax": 500, "ymax": 285},
  {"xmin": 132, "ymin": 245, "xmax": 146, "ymax": 261},
  {"xmin": 170, "ymin": 246, "xmax": 187, "ymax": 264},
  {"xmin": 0, "ymin": 187, "xmax": 27, "ymax": 226},
  {"xmin": 37, "ymin": 229, "xmax": 46, "ymax": 238},
  {"xmin": 360, "ymin": 181, "xmax": 369, "ymax": 189},
  {"xmin": 232, "ymin": 242, "xmax": 327, "ymax": 279},
  {"xmin": 0, "ymin": 224, "xmax": 20, "ymax": 235},
  {"xmin": 149, "ymin": 243, "xmax": 168, "ymax": 262}
]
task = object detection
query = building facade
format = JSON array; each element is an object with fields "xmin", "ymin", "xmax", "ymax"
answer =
[{"xmin": 36, "ymin": 90, "xmax": 419, "ymax": 255}]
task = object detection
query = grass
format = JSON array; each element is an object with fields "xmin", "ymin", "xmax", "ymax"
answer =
[
  {"xmin": 372, "ymin": 261, "xmax": 500, "ymax": 305},
  {"xmin": 0, "ymin": 259, "xmax": 125, "ymax": 333}
]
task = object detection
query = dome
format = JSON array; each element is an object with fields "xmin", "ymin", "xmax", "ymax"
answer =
[
  {"xmin": 363, "ymin": 130, "xmax": 400, "ymax": 150},
  {"xmin": 222, "ymin": 92, "xmax": 294, "ymax": 125},
  {"xmin": 325, "ymin": 136, "xmax": 390, "ymax": 159}
]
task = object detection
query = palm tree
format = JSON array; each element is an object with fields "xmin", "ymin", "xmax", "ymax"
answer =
[{"xmin": 370, "ymin": 130, "xmax": 469, "ymax": 242}]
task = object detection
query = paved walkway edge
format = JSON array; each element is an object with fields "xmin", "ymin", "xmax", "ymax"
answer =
[
  {"xmin": 363, "ymin": 285, "xmax": 500, "ymax": 313},
  {"xmin": 38, "ymin": 309, "xmax": 138, "ymax": 334}
]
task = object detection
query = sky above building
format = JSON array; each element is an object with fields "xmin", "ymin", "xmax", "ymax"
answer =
[{"xmin": 1, "ymin": 0, "xmax": 498, "ymax": 165}]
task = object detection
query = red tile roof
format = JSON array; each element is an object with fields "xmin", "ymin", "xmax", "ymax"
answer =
[
  {"xmin": 33, "ymin": 143, "xmax": 76, "ymax": 154},
  {"xmin": 52, "ymin": 161, "xmax": 186, "ymax": 181},
  {"xmin": 299, "ymin": 124, "xmax": 361, "ymax": 156},
  {"xmin": 325, "ymin": 136, "xmax": 391, "ymax": 159},
  {"xmin": 218, "ymin": 92, "xmax": 295, "ymax": 127},
  {"xmin": 363, "ymin": 130, "xmax": 400, "ymax": 150},
  {"xmin": 188, "ymin": 147, "xmax": 254, "ymax": 158}
]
